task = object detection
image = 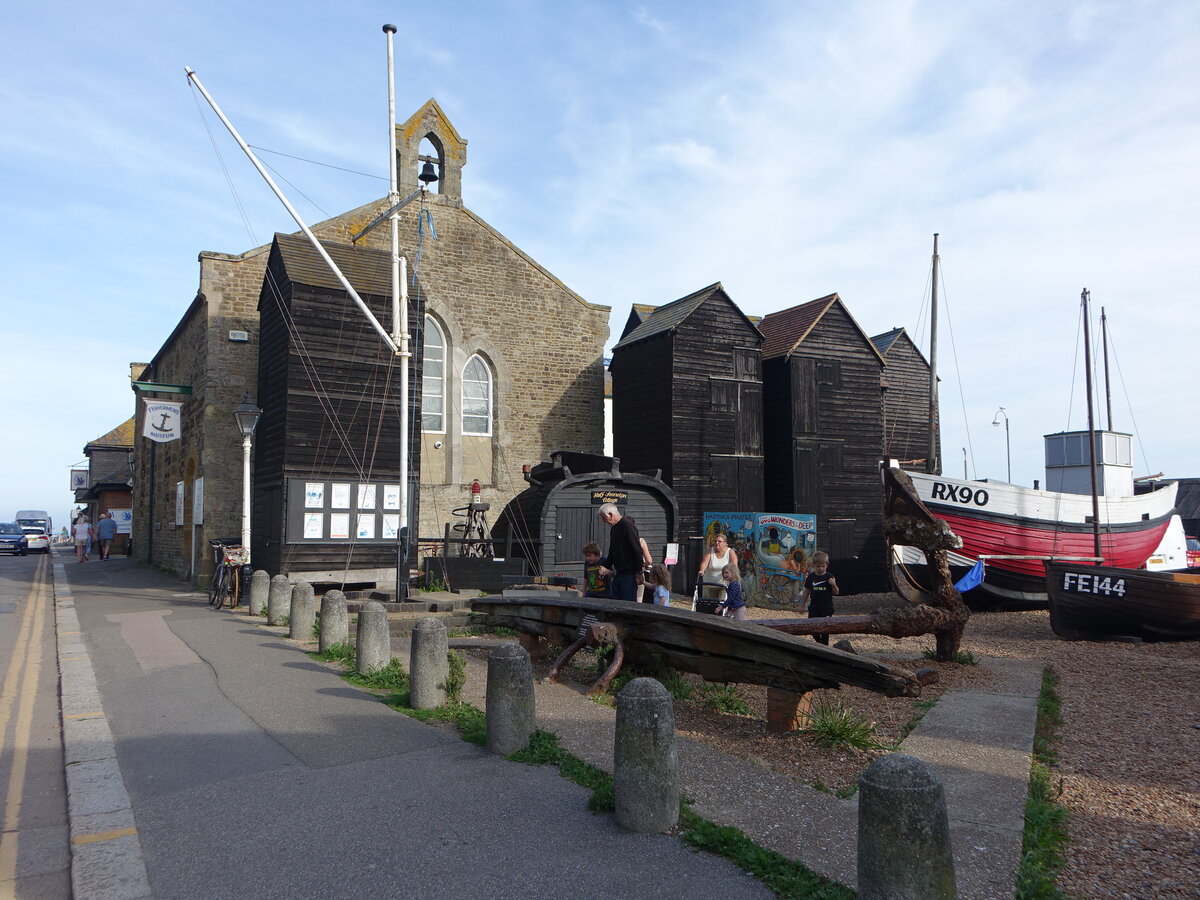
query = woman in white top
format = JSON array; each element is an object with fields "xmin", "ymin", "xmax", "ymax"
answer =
[
  {"xmin": 697, "ymin": 533, "xmax": 739, "ymax": 602},
  {"xmin": 72, "ymin": 517, "xmax": 94, "ymax": 563}
]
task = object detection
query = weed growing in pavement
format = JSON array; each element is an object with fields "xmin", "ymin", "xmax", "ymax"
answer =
[
  {"xmin": 276, "ymin": 615, "xmax": 290, "ymax": 628},
  {"xmin": 313, "ymin": 642, "xmax": 355, "ymax": 666},
  {"xmin": 802, "ymin": 699, "xmax": 895, "ymax": 751},
  {"xmin": 898, "ymin": 695, "xmax": 940, "ymax": 741},
  {"xmin": 256, "ymin": 606, "xmax": 269, "ymax": 618},
  {"xmin": 346, "ymin": 658, "xmax": 409, "ymax": 692},
  {"xmin": 507, "ymin": 730, "xmax": 614, "ymax": 812},
  {"xmin": 311, "ymin": 619, "xmax": 320, "ymax": 639},
  {"xmin": 679, "ymin": 807, "xmax": 854, "ymax": 899},
  {"xmin": 1016, "ymin": 667, "xmax": 1068, "ymax": 899},
  {"xmin": 424, "ymin": 575, "xmax": 448, "ymax": 592},
  {"xmin": 695, "ymin": 682, "xmax": 754, "ymax": 717},
  {"xmin": 921, "ymin": 648, "xmax": 980, "ymax": 666},
  {"xmin": 445, "ymin": 650, "xmax": 467, "ymax": 702},
  {"xmin": 386, "ymin": 697, "xmax": 487, "ymax": 746}
]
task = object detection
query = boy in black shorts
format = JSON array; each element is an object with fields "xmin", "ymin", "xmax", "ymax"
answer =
[{"xmin": 802, "ymin": 550, "xmax": 839, "ymax": 645}]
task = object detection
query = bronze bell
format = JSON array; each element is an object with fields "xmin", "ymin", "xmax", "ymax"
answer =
[{"xmin": 418, "ymin": 161, "xmax": 439, "ymax": 184}]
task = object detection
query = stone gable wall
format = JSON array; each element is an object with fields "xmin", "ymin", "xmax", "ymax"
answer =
[{"xmin": 135, "ymin": 192, "xmax": 608, "ymax": 582}]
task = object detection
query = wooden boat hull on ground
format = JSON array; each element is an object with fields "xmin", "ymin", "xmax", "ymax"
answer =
[
  {"xmin": 894, "ymin": 470, "xmax": 1177, "ymax": 605},
  {"xmin": 471, "ymin": 592, "xmax": 923, "ymax": 697},
  {"xmin": 1043, "ymin": 560, "xmax": 1200, "ymax": 641}
]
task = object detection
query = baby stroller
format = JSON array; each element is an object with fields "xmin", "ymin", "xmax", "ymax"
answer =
[{"xmin": 691, "ymin": 578, "xmax": 723, "ymax": 615}]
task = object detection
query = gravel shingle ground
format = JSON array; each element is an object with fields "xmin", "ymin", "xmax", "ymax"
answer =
[
  {"xmin": 744, "ymin": 594, "xmax": 1200, "ymax": 900},
  {"xmin": 450, "ymin": 590, "xmax": 1198, "ymax": 898}
]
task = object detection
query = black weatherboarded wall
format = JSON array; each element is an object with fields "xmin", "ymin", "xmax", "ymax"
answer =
[
  {"xmin": 872, "ymin": 327, "xmax": 939, "ymax": 469},
  {"xmin": 610, "ymin": 283, "xmax": 764, "ymax": 566},
  {"xmin": 760, "ymin": 294, "xmax": 888, "ymax": 591},
  {"xmin": 252, "ymin": 233, "xmax": 424, "ymax": 580}
]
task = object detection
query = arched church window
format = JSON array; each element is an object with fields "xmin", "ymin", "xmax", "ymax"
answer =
[
  {"xmin": 461, "ymin": 355, "xmax": 492, "ymax": 436},
  {"xmin": 422, "ymin": 316, "xmax": 445, "ymax": 432}
]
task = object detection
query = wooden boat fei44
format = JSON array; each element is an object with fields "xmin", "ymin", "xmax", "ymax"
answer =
[{"xmin": 1044, "ymin": 560, "xmax": 1200, "ymax": 641}]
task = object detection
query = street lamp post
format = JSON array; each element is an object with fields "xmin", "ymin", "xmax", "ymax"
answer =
[
  {"xmin": 992, "ymin": 407, "xmax": 1011, "ymax": 483},
  {"xmin": 233, "ymin": 393, "xmax": 263, "ymax": 560}
]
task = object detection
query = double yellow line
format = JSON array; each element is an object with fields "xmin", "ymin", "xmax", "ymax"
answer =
[{"xmin": 0, "ymin": 555, "xmax": 50, "ymax": 888}]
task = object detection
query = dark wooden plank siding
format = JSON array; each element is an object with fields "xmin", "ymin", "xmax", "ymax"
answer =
[
  {"xmin": 667, "ymin": 294, "xmax": 763, "ymax": 541},
  {"xmin": 252, "ymin": 243, "xmax": 425, "ymax": 576},
  {"xmin": 762, "ymin": 302, "xmax": 888, "ymax": 591},
  {"xmin": 881, "ymin": 332, "xmax": 939, "ymax": 468}
]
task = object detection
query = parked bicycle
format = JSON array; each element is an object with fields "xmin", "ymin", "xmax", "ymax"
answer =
[{"xmin": 208, "ymin": 539, "xmax": 249, "ymax": 609}]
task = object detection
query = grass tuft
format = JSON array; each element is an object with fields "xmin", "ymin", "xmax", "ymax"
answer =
[
  {"xmin": 387, "ymin": 696, "xmax": 487, "ymax": 746},
  {"xmin": 346, "ymin": 658, "xmax": 409, "ymax": 691},
  {"xmin": 446, "ymin": 650, "xmax": 467, "ymax": 702},
  {"xmin": 313, "ymin": 641, "xmax": 355, "ymax": 666},
  {"xmin": 679, "ymin": 808, "xmax": 854, "ymax": 899},
  {"xmin": 1016, "ymin": 667, "xmax": 1068, "ymax": 899},
  {"xmin": 802, "ymin": 699, "xmax": 895, "ymax": 751},
  {"xmin": 507, "ymin": 730, "xmax": 615, "ymax": 811},
  {"xmin": 695, "ymin": 682, "xmax": 755, "ymax": 717},
  {"xmin": 921, "ymin": 648, "xmax": 980, "ymax": 665}
]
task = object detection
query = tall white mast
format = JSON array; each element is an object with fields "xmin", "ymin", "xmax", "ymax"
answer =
[{"xmin": 383, "ymin": 23, "xmax": 413, "ymax": 600}]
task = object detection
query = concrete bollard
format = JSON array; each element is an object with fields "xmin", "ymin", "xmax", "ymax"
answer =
[
  {"xmin": 858, "ymin": 754, "xmax": 956, "ymax": 900},
  {"xmin": 267, "ymin": 575, "xmax": 291, "ymax": 626},
  {"xmin": 247, "ymin": 570, "xmax": 270, "ymax": 617},
  {"xmin": 409, "ymin": 618, "xmax": 450, "ymax": 709},
  {"xmin": 485, "ymin": 643, "xmax": 535, "ymax": 755},
  {"xmin": 289, "ymin": 583, "xmax": 317, "ymax": 641},
  {"xmin": 319, "ymin": 590, "xmax": 349, "ymax": 653},
  {"xmin": 355, "ymin": 601, "xmax": 390, "ymax": 674},
  {"xmin": 614, "ymin": 677, "xmax": 679, "ymax": 833}
]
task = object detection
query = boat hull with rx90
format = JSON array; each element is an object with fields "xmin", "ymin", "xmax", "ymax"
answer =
[{"xmin": 890, "ymin": 467, "xmax": 1177, "ymax": 606}]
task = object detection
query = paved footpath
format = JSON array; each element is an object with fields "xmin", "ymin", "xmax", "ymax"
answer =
[
  {"xmin": 42, "ymin": 554, "xmax": 1039, "ymax": 898},
  {"xmin": 49, "ymin": 556, "xmax": 770, "ymax": 899}
]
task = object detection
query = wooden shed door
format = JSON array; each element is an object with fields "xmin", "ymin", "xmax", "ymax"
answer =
[
  {"xmin": 828, "ymin": 519, "xmax": 856, "ymax": 561},
  {"xmin": 555, "ymin": 507, "xmax": 594, "ymax": 564}
]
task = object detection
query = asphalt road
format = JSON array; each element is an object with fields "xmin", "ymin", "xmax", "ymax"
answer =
[
  {"xmin": 28, "ymin": 551, "xmax": 771, "ymax": 898},
  {"xmin": 0, "ymin": 547, "xmax": 71, "ymax": 899}
]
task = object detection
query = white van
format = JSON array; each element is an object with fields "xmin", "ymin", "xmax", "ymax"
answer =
[{"xmin": 15, "ymin": 510, "xmax": 52, "ymax": 535}]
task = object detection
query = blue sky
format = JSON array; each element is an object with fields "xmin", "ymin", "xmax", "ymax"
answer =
[{"xmin": 3, "ymin": 1, "xmax": 1197, "ymax": 531}]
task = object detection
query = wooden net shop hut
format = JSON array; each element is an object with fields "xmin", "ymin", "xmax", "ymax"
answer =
[
  {"xmin": 491, "ymin": 451, "xmax": 678, "ymax": 589},
  {"xmin": 251, "ymin": 232, "xmax": 424, "ymax": 585},
  {"xmin": 609, "ymin": 283, "xmax": 764, "ymax": 578},
  {"xmin": 758, "ymin": 293, "xmax": 889, "ymax": 592},
  {"xmin": 871, "ymin": 326, "xmax": 940, "ymax": 470}
]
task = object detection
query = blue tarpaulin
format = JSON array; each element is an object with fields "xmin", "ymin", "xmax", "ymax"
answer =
[{"xmin": 954, "ymin": 559, "xmax": 986, "ymax": 593}]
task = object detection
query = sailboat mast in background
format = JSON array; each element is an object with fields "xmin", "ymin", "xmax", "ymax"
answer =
[{"xmin": 926, "ymin": 233, "xmax": 940, "ymax": 475}]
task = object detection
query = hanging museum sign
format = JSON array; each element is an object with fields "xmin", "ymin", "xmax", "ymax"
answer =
[
  {"xmin": 143, "ymin": 400, "xmax": 183, "ymax": 443},
  {"xmin": 70, "ymin": 469, "xmax": 90, "ymax": 491}
]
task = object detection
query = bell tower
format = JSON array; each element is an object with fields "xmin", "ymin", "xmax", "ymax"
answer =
[{"xmin": 396, "ymin": 98, "xmax": 467, "ymax": 203}]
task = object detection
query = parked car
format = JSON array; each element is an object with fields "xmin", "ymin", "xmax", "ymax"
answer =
[
  {"xmin": 21, "ymin": 526, "xmax": 50, "ymax": 553},
  {"xmin": 1187, "ymin": 536, "xmax": 1200, "ymax": 568},
  {"xmin": 0, "ymin": 523, "xmax": 29, "ymax": 555}
]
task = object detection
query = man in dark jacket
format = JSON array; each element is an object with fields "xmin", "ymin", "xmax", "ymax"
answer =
[{"xmin": 599, "ymin": 503, "xmax": 642, "ymax": 602}]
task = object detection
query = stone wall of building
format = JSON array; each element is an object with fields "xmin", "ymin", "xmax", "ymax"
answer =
[{"xmin": 134, "ymin": 100, "xmax": 609, "ymax": 583}]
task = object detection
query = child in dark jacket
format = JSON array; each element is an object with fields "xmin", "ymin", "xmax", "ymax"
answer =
[{"xmin": 716, "ymin": 564, "xmax": 746, "ymax": 620}]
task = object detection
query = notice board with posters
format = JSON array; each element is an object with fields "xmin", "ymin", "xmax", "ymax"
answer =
[{"xmin": 284, "ymin": 477, "xmax": 407, "ymax": 544}]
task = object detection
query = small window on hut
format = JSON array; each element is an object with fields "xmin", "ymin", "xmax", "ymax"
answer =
[
  {"xmin": 422, "ymin": 316, "xmax": 445, "ymax": 433},
  {"xmin": 462, "ymin": 355, "xmax": 493, "ymax": 436},
  {"xmin": 816, "ymin": 361, "xmax": 841, "ymax": 395}
]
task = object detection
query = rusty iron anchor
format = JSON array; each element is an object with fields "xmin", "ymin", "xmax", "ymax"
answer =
[{"xmin": 546, "ymin": 621, "xmax": 625, "ymax": 696}]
